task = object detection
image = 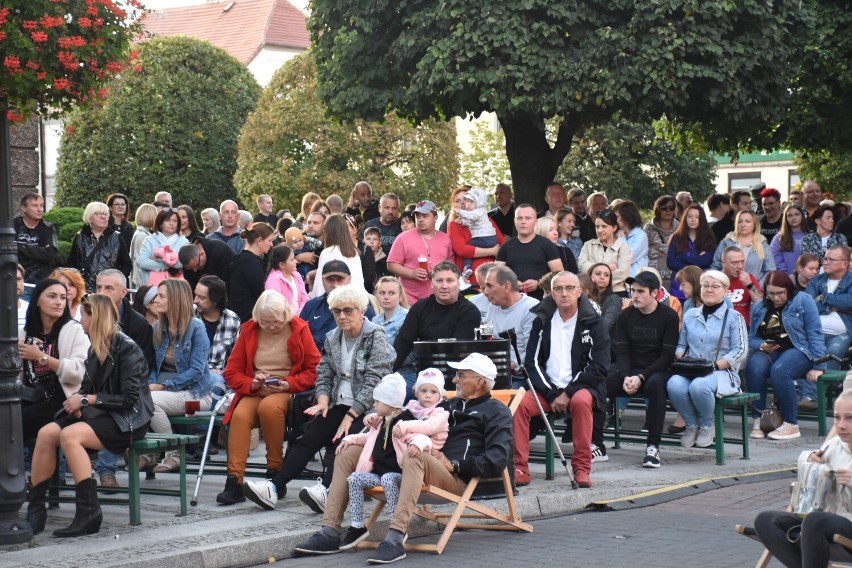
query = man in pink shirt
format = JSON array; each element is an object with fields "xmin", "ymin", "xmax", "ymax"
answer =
[{"xmin": 387, "ymin": 200, "xmax": 455, "ymax": 304}]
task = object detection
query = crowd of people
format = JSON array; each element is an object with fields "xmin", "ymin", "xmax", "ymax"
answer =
[{"xmin": 12, "ymin": 179, "xmax": 852, "ymax": 564}]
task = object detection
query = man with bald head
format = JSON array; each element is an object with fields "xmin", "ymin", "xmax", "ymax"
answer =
[
  {"xmin": 207, "ymin": 199, "xmax": 245, "ymax": 253},
  {"xmin": 802, "ymin": 180, "xmax": 823, "ymax": 231},
  {"xmin": 346, "ymin": 181, "xmax": 379, "ymax": 222},
  {"xmin": 513, "ymin": 271, "xmax": 609, "ymax": 488}
]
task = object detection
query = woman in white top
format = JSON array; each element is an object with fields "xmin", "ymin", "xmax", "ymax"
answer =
[
  {"xmin": 310, "ymin": 214, "xmax": 364, "ymax": 298},
  {"xmin": 130, "ymin": 204, "xmax": 158, "ymax": 288},
  {"xmin": 578, "ymin": 209, "xmax": 633, "ymax": 295}
]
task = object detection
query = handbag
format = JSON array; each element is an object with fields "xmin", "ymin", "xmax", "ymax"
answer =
[
  {"xmin": 759, "ymin": 402, "xmax": 784, "ymax": 433},
  {"xmin": 670, "ymin": 309, "xmax": 729, "ymax": 378},
  {"xmin": 20, "ymin": 385, "xmax": 45, "ymax": 403},
  {"xmin": 791, "ymin": 455, "xmax": 842, "ymax": 516}
]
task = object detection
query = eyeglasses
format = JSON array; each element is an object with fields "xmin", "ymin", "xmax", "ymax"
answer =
[
  {"xmin": 454, "ymin": 372, "xmax": 478, "ymax": 381},
  {"xmin": 824, "ymin": 257, "xmax": 848, "ymax": 264},
  {"xmin": 552, "ymin": 285, "xmax": 579, "ymax": 294},
  {"xmin": 93, "ymin": 212, "xmax": 109, "ymax": 217},
  {"xmin": 765, "ymin": 290, "xmax": 788, "ymax": 298},
  {"xmin": 700, "ymin": 284, "xmax": 725, "ymax": 290},
  {"xmin": 161, "ymin": 207, "xmax": 178, "ymax": 213},
  {"xmin": 331, "ymin": 307, "xmax": 359, "ymax": 317},
  {"xmin": 659, "ymin": 205, "xmax": 676, "ymax": 212},
  {"xmin": 598, "ymin": 210, "xmax": 616, "ymax": 220}
]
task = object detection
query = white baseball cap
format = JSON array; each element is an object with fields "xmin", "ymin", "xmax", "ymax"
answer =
[{"xmin": 447, "ymin": 353, "xmax": 497, "ymax": 386}]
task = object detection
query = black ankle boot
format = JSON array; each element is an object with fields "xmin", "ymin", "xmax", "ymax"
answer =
[
  {"xmin": 53, "ymin": 478, "xmax": 102, "ymax": 537},
  {"xmin": 27, "ymin": 479, "xmax": 49, "ymax": 535},
  {"xmin": 216, "ymin": 475, "xmax": 245, "ymax": 505}
]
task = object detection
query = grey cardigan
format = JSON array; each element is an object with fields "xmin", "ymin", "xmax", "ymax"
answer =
[{"xmin": 316, "ymin": 319, "xmax": 396, "ymax": 416}]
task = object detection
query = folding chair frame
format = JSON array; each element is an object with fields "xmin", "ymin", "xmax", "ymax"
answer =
[{"xmin": 356, "ymin": 388, "xmax": 533, "ymax": 555}]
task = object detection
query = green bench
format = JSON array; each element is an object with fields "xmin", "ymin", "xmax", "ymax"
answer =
[
  {"xmin": 535, "ymin": 392, "xmax": 759, "ymax": 478},
  {"xmin": 46, "ymin": 432, "xmax": 199, "ymax": 525},
  {"xmin": 815, "ymin": 370, "xmax": 846, "ymax": 436}
]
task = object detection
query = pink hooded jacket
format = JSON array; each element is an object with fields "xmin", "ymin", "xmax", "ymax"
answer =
[{"xmin": 343, "ymin": 401, "xmax": 449, "ymax": 473}]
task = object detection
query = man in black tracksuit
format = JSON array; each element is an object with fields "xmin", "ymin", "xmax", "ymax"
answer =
[{"xmin": 514, "ymin": 271, "xmax": 609, "ymax": 488}]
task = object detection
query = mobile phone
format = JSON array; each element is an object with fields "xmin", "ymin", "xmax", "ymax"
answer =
[
  {"xmin": 264, "ymin": 378, "xmax": 280, "ymax": 385},
  {"xmin": 764, "ymin": 340, "xmax": 777, "ymax": 345}
]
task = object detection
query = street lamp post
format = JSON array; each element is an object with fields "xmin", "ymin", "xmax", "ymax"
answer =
[{"xmin": 0, "ymin": 107, "xmax": 33, "ymax": 543}]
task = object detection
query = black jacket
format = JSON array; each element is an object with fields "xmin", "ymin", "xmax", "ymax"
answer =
[
  {"xmin": 524, "ymin": 294, "xmax": 610, "ymax": 409},
  {"xmin": 68, "ymin": 225, "xmax": 132, "ymax": 292},
  {"xmin": 346, "ymin": 200, "xmax": 379, "ymax": 223},
  {"xmin": 440, "ymin": 392, "xmax": 513, "ymax": 482},
  {"xmin": 120, "ymin": 297, "xmax": 155, "ymax": 373},
  {"xmin": 228, "ymin": 250, "xmax": 266, "ymax": 322},
  {"xmin": 14, "ymin": 216, "xmax": 57, "ymax": 284},
  {"xmin": 184, "ymin": 237, "xmax": 236, "ymax": 291},
  {"xmin": 108, "ymin": 219, "xmax": 135, "ymax": 252},
  {"xmin": 80, "ymin": 332, "xmax": 154, "ymax": 433}
]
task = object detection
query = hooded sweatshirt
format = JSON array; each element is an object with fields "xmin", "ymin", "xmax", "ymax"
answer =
[{"xmin": 455, "ymin": 187, "xmax": 496, "ymax": 239}]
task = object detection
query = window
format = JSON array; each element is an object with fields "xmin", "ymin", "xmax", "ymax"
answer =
[
  {"xmin": 728, "ymin": 172, "xmax": 761, "ymax": 192},
  {"xmin": 788, "ymin": 170, "xmax": 800, "ymax": 195}
]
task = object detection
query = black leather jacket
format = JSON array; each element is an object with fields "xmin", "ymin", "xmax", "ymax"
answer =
[
  {"xmin": 68, "ymin": 225, "xmax": 132, "ymax": 292},
  {"xmin": 79, "ymin": 332, "xmax": 154, "ymax": 433},
  {"xmin": 440, "ymin": 393, "xmax": 513, "ymax": 483}
]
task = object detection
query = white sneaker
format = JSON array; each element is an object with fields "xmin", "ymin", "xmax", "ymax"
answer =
[
  {"xmin": 299, "ymin": 478, "xmax": 328, "ymax": 513},
  {"xmin": 767, "ymin": 422, "xmax": 801, "ymax": 441},
  {"xmin": 750, "ymin": 419, "xmax": 766, "ymax": 439},
  {"xmin": 243, "ymin": 479, "xmax": 278, "ymax": 510}
]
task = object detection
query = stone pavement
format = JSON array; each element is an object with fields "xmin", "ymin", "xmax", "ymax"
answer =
[{"xmin": 0, "ymin": 414, "xmax": 821, "ymax": 568}]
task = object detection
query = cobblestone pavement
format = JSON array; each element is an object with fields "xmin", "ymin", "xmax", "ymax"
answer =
[{"xmin": 272, "ymin": 477, "xmax": 792, "ymax": 568}]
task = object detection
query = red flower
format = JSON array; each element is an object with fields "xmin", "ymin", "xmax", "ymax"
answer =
[
  {"xmin": 0, "ymin": 7, "xmax": 10, "ymax": 26},
  {"xmin": 40, "ymin": 15, "xmax": 65, "ymax": 28},
  {"xmin": 26, "ymin": 60, "xmax": 40, "ymax": 70},
  {"xmin": 0, "ymin": 32, "xmax": 6, "ymax": 42},
  {"xmin": 22, "ymin": 20, "xmax": 38, "ymax": 30},
  {"xmin": 78, "ymin": 17, "xmax": 92, "ymax": 27},
  {"xmin": 58, "ymin": 36, "xmax": 87, "ymax": 48},
  {"xmin": 31, "ymin": 31, "xmax": 49, "ymax": 43},
  {"xmin": 65, "ymin": 124, "xmax": 77, "ymax": 136},
  {"xmin": 53, "ymin": 77, "xmax": 71, "ymax": 90},
  {"xmin": 36, "ymin": 71, "xmax": 47, "ymax": 80},
  {"xmin": 87, "ymin": 5, "xmax": 99, "ymax": 16},
  {"xmin": 7, "ymin": 111, "xmax": 24, "ymax": 123},
  {"xmin": 4, "ymin": 56, "xmax": 20, "ymax": 70}
]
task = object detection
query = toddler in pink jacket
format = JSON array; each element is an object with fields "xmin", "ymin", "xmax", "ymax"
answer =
[{"xmin": 335, "ymin": 369, "xmax": 448, "ymax": 549}]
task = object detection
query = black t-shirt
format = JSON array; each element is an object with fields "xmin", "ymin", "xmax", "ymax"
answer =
[
  {"xmin": 495, "ymin": 235, "xmax": 561, "ymax": 299},
  {"xmin": 360, "ymin": 218, "xmax": 402, "ymax": 254},
  {"xmin": 202, "ymin": 317, "xmax": 218, "ymax": 346},
  {"xmin": 392, "ymin": 295, "xmax": 481, "ymax": 369},
  {"xmin": 488, "ymin": 205, "xmax": 516, "ymax": 238},
  {"xmin": 712, "ymin": 212, "xmax": 735, "ymax": 243},
  {"xmin": 371, "ymin": 410, "xmax": 414, "ymax": 476},
  {"xmin": 760, "ymin": 216, "xmax": 782, "ymax": 241},
  {"xmin": 253, "ymin": 213, "xmax": 279, "ymax": 227}
]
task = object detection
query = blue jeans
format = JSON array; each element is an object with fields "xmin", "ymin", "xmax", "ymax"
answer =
[
  {"xmin": 462, "ymin": 235, "xmax": 499, "ymax": 271},
  {"xmin": 667, "ymin": 373, "xmax": 718, "ymax": 429},
  {"xmin": 95, "ymin": 450, "xmax": 119, "ymax": 476},
  {"xmin": 745, "ymin": 348, "xmax": 812, "ymax": 425},
  {"xmin": 802, "ymin": 331, "xmax": 852, "ymax": 400}
]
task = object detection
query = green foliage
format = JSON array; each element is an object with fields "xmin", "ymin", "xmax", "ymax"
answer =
[
  {"xmin": 58, "ymin": 222, "xmax": 84, "ymax": 242},
  {"xmin": 54, "ymin": 36, "xmax": 260, "ymax": 209},
  {"xmin": 795, "ymin": 150, "xmax": 852, "ymax": 201},
  {"xmin": 783, "ymin": 0, "xmax": 852, "ymax": 154},
  {"xmin": 458, "ymin": 119, "xmax": 511, "ymax": 191},
  {"xmin": 557, "ymin": 117, "xmax": 717, "ymax": 208},
  {"xmin": 309, "ymin": 0, "xmax": 806, "ymax": 206},
  {"xmin": 56, "ymin": 241, "xmax": 72, "ymax": 267},
  {"xmin": 44, "ymin": 206, "xmax": 84, "ymax": 228},
  {"xmin": 234, "ymin": 53, "xmax": 459, "ymax": 210}
]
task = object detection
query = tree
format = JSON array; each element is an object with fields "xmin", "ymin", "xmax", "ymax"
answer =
[
  {"xmin": 55, "ymin": 36, "xmax": 260, "ymax": 208},
  {"xmin": 309, "ymin": 0, "xmax": 807, "ymax": 208},
  {"xmin": 557, "ymin": 118, "xmax": 716, "ymax": 208},
  {"xmin": 458, "ymin": 119, "xmax": 511, "ymax": 191},
  {"xmin": 783, "ymin": 0, "xmax": 852, "ymax": 154},
  {"xmin": 234, "ymin": 53, "xmax": 458, "ymax": 210},
  {"xmin": 796, "ymin": 150, "xmax": 852, "ymax": 201}
]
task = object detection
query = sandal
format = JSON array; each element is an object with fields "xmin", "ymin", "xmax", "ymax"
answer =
[
  {"xmin": 153, "ymin": 454, "xmax": 181, "ymax": 473},
  {"xmin": 129, "ymin": 454, "xmax": 157, "ymax": 472}
]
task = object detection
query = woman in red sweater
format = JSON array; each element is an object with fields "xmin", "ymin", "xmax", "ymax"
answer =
[
  {"xmin": 216, "ymin": 290, "xmax": 320, "ymax": 505},
  {"xmin": 446, "ymin": 187, "xmax": 505, "ymax": 287}
]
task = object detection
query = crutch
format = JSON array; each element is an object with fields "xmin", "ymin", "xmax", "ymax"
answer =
[
  {"xmin": 190, "ymin": 390, "xmax": 231, "ymax": 506},
  {"xmin": 503, "ymin": 329, "xmax": 578, "ymax": 489}
]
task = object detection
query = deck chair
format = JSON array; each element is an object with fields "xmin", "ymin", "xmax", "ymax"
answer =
[
  {"xmin": 734, "ymin": 481, "xmax": 797, "ymax": 568},
  {"xmin": 356, "ymin": 388, "xmax": 533, "ymax": 555}
]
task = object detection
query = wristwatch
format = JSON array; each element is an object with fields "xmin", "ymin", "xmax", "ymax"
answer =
[
  {"xmin": 80, "ymin": 395, "xmax": 89, "ymax": 408},
  {"xmin": 38, "ymin": 353, "xmax": 48, "ymax": 366},
  {"xmin": 451, "ymin": 459, "xmax": 460, "ymax": 475},
  {"xmin": 745, "ymin": 282, "xmax": 754, "ymax": 290}
]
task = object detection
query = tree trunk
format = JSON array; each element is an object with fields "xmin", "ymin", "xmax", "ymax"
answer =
[
  {"xmin": 0, "ymin": 101, "xmax": 32, "ymax": 543},
  {"xmin": 500, "ymin": 114, "xmax": 578, "ymax": 209}
]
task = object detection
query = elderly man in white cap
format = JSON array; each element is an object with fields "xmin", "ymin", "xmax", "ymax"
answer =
[
  {"xmin": 293, "ymin": 353, "xmax": 513, "ymax": 564},
  {"xmin": 387, "ymin": 200, "xmax": 455, "ymax": 305}
]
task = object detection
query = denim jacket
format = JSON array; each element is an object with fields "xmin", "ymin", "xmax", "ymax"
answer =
[
  {"xmin": 150, "ymin": 317, "xmax": 214, "ymax": 399},
  {"xmin": 677, "ymin": 304, "xmax": 748, "ymax": 395},
  {"xmin": 372, "ymin": 306, "xmax": 409, "ymax": 346},
  {"xmin": 806, "ymin": 272, "xmax": 852, "ymax": 332},
  {"xmin": 748, "ymin": 292, "xmax": 827, "ymax": 369}
]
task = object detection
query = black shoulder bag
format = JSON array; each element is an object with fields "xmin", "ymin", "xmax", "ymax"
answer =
[{"xmin": 670, "ymin": 308, "xmax": 729, "ymax": 378}]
